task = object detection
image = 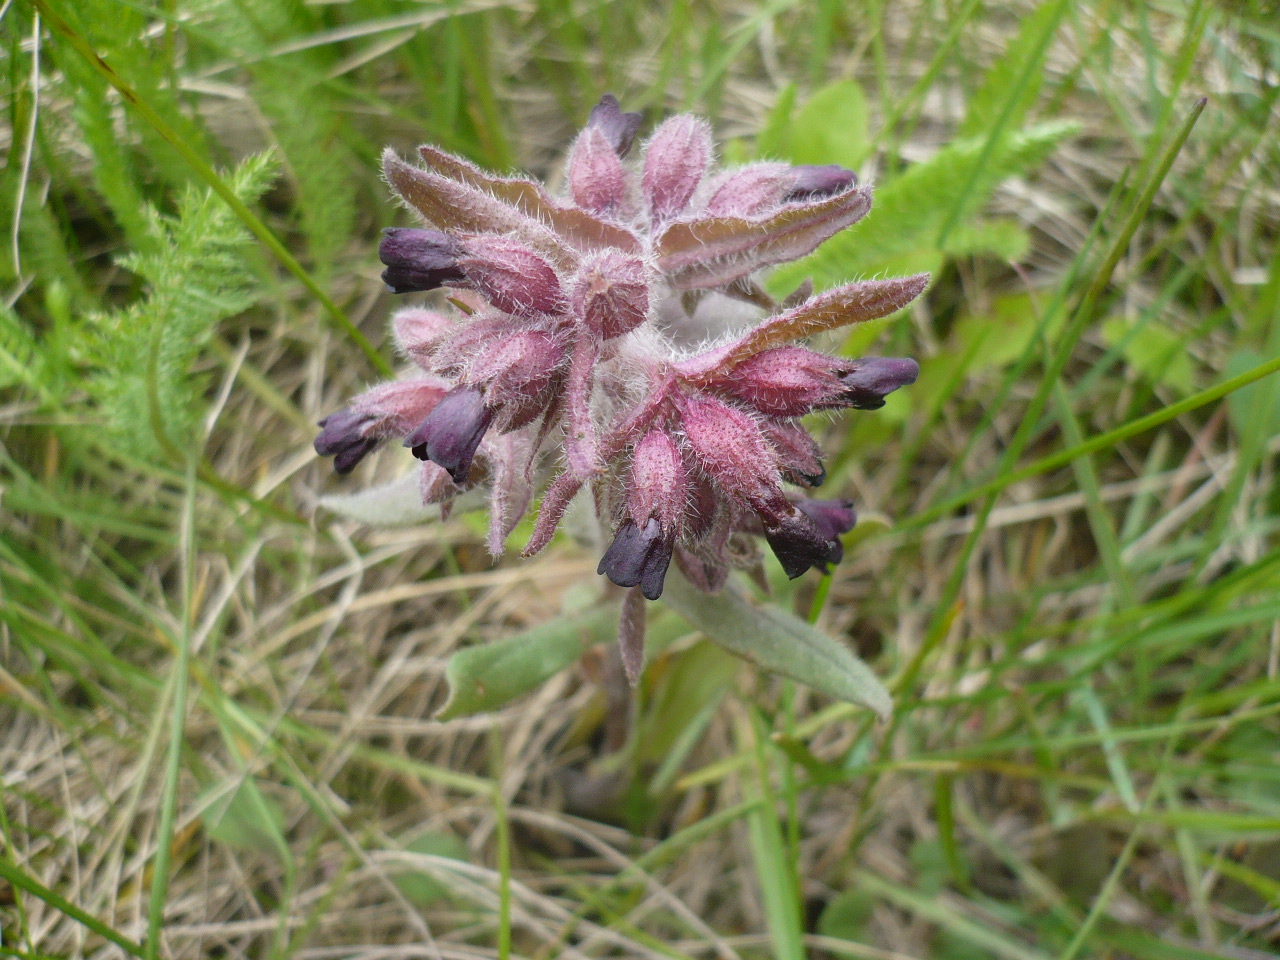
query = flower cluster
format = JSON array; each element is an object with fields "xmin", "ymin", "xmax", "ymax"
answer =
[{"xmin": 316, "ymin": 96, "xmax": 925, "ymax": 670}]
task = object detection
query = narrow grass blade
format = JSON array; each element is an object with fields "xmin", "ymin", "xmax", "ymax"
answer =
[{"xmin": 0, "ymin": 859, "xmax": 145, "ymax": 958}]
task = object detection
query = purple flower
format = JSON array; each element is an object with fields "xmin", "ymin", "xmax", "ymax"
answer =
[
  {"xmin": 763, "ymin": 513, "xmax": 844, "ymax": 579},
  {"xmin": 785, "ymin": 164, "xmax": 858, "ymax": 201},
  {"xmin": 795, "ymin": 497, "xmax": 857, "ymax": 566},
  {"xmin": 587, "ymin": 93, "xmax": 643, "ymax": 158},
  {"xmin": 404, "ymin": 386, "xmax": 494, "ymax": 484},
  {"xmin": 315, "ymin": 379, "xmax": 448, "ymax": 474},
  {"xmin": 597, "ymin": 429, "xmax": 688, "ymax": 598},
  {"xmin": 314, "ymin": 409, "xmax": 381, "ymax": 475},
  {"xmin": 598, "ymin": 518, "xmax": 674, "ymax": 600},
  {"xmin": 795, "ymin": 497, "xmax": 857, "ymax": 540},
  {"xmin": 839, "ymin": 357, "xmax": 920, "ymax": 410},
  {"xmin": 379, "ymin": 228, "xmax": 465, "ymax": 294}
]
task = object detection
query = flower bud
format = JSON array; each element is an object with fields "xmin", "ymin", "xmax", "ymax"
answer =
[
  {"xmin": 784, "ymin": 164, "xmax": 858, "ymax": 202},
  {"xmin": 568, "ymin": 127, "xmax": 628, "ymax": 215},
  {"xmin": 680, "ymin": 393, "xmax": 790, "ymax": 522},
  {"xmin": 716, "ymin": 346, "xmax": 845, "ymax": 418},
  {"xmin": 378, "ymin": 228, "xmax": 465, "ymax": 294},
  {"xmin": 315, "ymin": 379, "xmax": 448, "ymax": 474},
  {"xmin": 715, "ymin": 349, "xmax": 919, "ymax": 417},
  {"xmin": 642, "ymin": 114, "xmax": 711, "ymax": 223},
  {"xmin": 598, "ymin": 430, "xmax": 689, "ymax": 600},
  {"xmin": 587, "ymin": 94, "xmax": 643, "ymax": 158},
  {"xmin": 572, "ymin": 251, "xmax": 649, "ymax": 339},
  {"xmin": 392, "ymin": 307, "xmax": 455, "ymax": 367},
  {"xmin": 458, "ymin": 235, "xmax": 566, "ymax": 317},
  {"xmin": 468, "ymin": 329, "xmax": 564, "ymax": 428},
  {"xmin": 404, "ymin": 386, "xmax": 494, "ymax": 484},
  {"xmin": 627, "ymin": 429, "xmax": 686, "ymax": 533},
  {"xmin": 704, "ymin": 163, "xmax": 792, "ymax": 217},
  {"xmin": 838, "ymin": 357, "xmax": 919, "ymax": 410},
  {"xmin": 760, "ymin": 419, "xmax": 826, "ymax": 487}
]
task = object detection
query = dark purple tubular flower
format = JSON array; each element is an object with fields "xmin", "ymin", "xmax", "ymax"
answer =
[
  {"xmin": 404, "ymin": 386, "xmax": 494, "ymax": 483},
  {"xmin": 598, "ymin": 518, "xmax": 674, "ymax": 600},
  {"xmin": 839, "ymin": 357, "xmax": 920, "ymax": 410},
  {"xmin": 314, "ymin": 409, "xmax": 381, "ymax": 475},
  {"xmin": 379, "ymin": 228, "xmax": 466, "ymax": 294},
  {"xmin": 795, "ymin": 498, "xmax": 857, "ymax": 565},
  {"xmin": 763, "ymin": 513, "xmax": 844, "ymax": 579},
  {"xmin": 784, "ymin": 164, "xmax": 858, "ymax": 202},
  {"xmin": 588, "ymin": 94, "xmax": 643, "ymax": 158}
]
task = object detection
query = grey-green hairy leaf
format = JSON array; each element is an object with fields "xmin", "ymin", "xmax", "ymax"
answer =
[
  {"xmin": 661, "ymin": 573, "xmax": 891, "ymax": 719},
  {"xmin": 438, "ymin": 606, "xmax": 617, "ymax": 719},
  {"xmin": 319, "ymin": 469, "xmax": 456, "ymax": 527}
]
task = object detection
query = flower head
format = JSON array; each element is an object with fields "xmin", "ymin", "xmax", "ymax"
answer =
[{"xmin": 317, "ymin": 95, "xmax": 927, "ymax": 677}]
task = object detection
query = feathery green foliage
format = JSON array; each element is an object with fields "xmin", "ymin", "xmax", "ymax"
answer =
[{"xmin": 80, "ymin": 153, "xmax": 277, "ymax": 462}]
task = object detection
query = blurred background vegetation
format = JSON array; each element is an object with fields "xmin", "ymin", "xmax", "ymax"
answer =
[{"xmin": 2, "ymin": 0, "xmax": 1279, "ymax": 958}]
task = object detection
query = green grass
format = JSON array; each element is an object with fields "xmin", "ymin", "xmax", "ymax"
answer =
[{"xmin": 2, "ymin": 1, "xmax": 1280, "ymax": 958}]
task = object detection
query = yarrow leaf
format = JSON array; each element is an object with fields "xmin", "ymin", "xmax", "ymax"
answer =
[{"xmin": 81, "ymin": 152, "xmax": 278, "ymax": 462}]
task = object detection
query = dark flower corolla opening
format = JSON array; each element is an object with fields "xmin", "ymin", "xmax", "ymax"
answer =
[
  {"xmin": 404, "ymin": 386, "xmax": 494, "ymax": 484},
  {"xmin": 598, "ymin": 518, "xmax": 674, "ymax": 600},
  {"xmin": 839, "ymin": 357, "xmax": 920, "ymax": 410},
  {"xmin": 764, "ymin": 514, "xmax": 845, "ymax": 579},
  {"xmin": 379, "ymin": 227, "xmax": 466, "ymax": 294},
  {"xmin": 785, "ymin": 164, "xmax": 858, "ymax": 202},
  {"xmin": 315, "ymin": 409, "xmax": 381, "ymax": 475}
]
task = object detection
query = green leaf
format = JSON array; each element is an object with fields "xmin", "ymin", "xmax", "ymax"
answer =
[
  {"xmin": 0, "ymin": 304, "xmax": 43, "ymax": 394},
  {"xmin": 80, "ymin": 152, "xmax": 278, "ymax": 462},
  {"xmin": 437, "ymin": 606, "xmax": 617, "ymax": 719},
  {"xmin": 392, "ymin": 831, "xmax": 471, "ymax": 906},
  {"xmin": 817, "ymin": 889, "xmax": 875, "ymax": 940},
  {"xmin": 1101, "ymin": 315, "xmax": 1196, "ymax": 394},
  {"xmin": 756, "ymin": 83, "xmax": 799, "ymax": 159},
  {"xmin": 1225, "ymin": 348, "xmax": 1280, "ymax": 439},
  {"xmin": 636, "ymin": 640, "xmax": 740, "ymax": 765},
  {"xmin": 941, "ymin": 219, "xmax": 1031, "ymax": 262},
  {"xmin": 660, "ymin": 573, "xmax": 891, "ymax": 718},
  {"xmin": 777, "ymin": 80, "xmax": 871, "ymax": 169},
  {"xmin": 951, "ymin": 292, "xmax": 1066, "ymax": 374},
  {"xmin": 200, "ymin": 777, "xmax": 289, "ymax": 865}
]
